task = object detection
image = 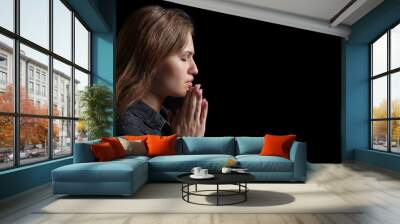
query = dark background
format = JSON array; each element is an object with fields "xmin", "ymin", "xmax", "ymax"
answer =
[{"xmin": 117, "ymin": 0, "xmax": 342, "ymax": 163}]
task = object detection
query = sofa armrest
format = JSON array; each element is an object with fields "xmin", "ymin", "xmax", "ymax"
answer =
[
  {"xmin": 73, "ymin": 140, "xmax": 100, "ymax": 163},
  {"xmin": 289, "ymin": 141, "xmax": 307, "ymax": 181}
]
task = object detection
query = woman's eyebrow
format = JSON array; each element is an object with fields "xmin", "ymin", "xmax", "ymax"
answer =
[{"xmin": 183, "ymin": 50, "xmax": 194, "ymax": 56}]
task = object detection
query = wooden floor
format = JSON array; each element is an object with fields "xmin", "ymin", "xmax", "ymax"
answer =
[{"xmin": 1, "ymin": 162, "xmax": 400, "ymax": 224}]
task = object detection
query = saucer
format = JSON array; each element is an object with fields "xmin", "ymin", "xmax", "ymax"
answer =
[{"xmin": 190, "ymin": 174, "xmax": 215, "ymax": 179}]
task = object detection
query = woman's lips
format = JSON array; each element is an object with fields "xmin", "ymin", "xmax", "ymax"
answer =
[{"xmin": 186, "ymin": 82, "xmax": 193, "ymax": 87}]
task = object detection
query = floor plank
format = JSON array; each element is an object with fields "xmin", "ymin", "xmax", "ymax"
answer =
[{"xmin": 1, "ymin": 162, "xmax": 400, "ymax": 224}]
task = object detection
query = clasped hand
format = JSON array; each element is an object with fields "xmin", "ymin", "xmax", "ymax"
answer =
[{"xmin": 170, "ymin": 84, "xmax": 208, "ymax": 137}]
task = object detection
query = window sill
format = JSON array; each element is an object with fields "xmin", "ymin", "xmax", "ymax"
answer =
[
  {"xmin": 355, "ymin": 148, "xmax": 400, "ymax": 172},
  {"xmin": 0, "ymin": 156, "xmax": 72, "ymax": 176}
]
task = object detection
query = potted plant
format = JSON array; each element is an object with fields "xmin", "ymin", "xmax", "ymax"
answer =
[{"xmin": 78, "ymin": 84, "xmax": 113, "ymax": 140}]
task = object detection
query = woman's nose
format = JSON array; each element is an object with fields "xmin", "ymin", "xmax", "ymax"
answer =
[{"xmin": 189, "ymin": 60, "xmax": 199, "ymax": 76}]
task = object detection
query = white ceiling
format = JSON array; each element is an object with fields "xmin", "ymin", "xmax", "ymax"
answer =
[
  {"xmin": 164, "ymin": 0, "xmax": 384, "ymax": 39},
  {"xmin": 226, "ymin": 0, "xmax": 352, "ymax": 22}
]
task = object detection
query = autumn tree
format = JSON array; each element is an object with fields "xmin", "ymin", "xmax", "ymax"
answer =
[
  {"xmin": 372, "ymin": 99, "xmax": 400, "ymax": 143},
  {"xmin": 0, "ymin": 84, "xmax": 60, "ymax": 152}
]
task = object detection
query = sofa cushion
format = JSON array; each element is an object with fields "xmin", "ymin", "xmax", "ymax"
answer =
[
  {"xmin": 235, "ymin": 155, "xmax": 293, "ymax": 172},
  {"xmin": 73, "ymin": 139, "xmax": 100, "ymax": 163},
  {"xmin": 260, "ymin": 134, "xmax": 296, "ymax": 159},
  {"xmin": 101, "ymin": 137, "xmax": 127, "ymax": 158},
  {"xmin": 114, "ymin": 155, "xmax": 150, "ymax": 163},
  {"xmin": 52, "ymin": 159, "xmax": 147, "ymax": 183},
  {"xmin": 177, "ymin": 137, "xmax": 235, "ymax": 155},
  {"xmin": 148, "ymin": 154, "xmax": 235, "ymax": 172},
  {"xmin": 91, "ymin": 142, "xmax": 118, "ymax": 161},
  {"xmin": 118, "ymin": 137, "xmax": 147, "ymax": 156},
  {"xmin": 235, "ymin": 137, "xmax": 263, "ymax": 155},
  {"xmin": 147, "ymin": 134, "xmax": 177, "ymax": 157}
]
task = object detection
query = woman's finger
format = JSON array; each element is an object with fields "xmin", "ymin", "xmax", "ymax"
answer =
[
  {"xmin": 181, "ymin": 87, "xmax": 192, "ymax": 118},
  {"xmin": 186, "ymin": 85, "xmax": 198, "ymax": 121},
  {"xmin": 194, "ymin": 88, "xmax": 202, "ymax": 122},
  {"xmin": 200, "ymin": 98, "xmax": 208, "ymax": 125}
]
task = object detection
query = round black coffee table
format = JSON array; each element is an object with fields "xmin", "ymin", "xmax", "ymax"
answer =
[{"xmin": 177, "ymin": 172, "xmax": 255, "ymax": 206}]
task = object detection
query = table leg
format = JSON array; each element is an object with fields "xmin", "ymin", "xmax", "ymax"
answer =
[
  {"xmin": 188, "ymin": 184, "xmax": 191, "ymax": 202},
  {"xmin": 195, "ymin": 184, "xmax": 197, "ymax": 192},
  {"xmin": 245, "ymin": 183, "xmax": 247, "ymax": 201},
  {"xmin": 217, "ymin": 184, "xmax": 219, "ymax": 206}
]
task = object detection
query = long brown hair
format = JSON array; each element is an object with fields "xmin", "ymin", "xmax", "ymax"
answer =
[{"xmin": 116, "ymin": 5, "xmax": 194, "ymax": 116}]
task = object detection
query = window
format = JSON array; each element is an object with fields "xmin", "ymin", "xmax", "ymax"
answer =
[
  {"xmin": 35, "ymin": 70, "xmax": 40, "ymax": 81},
  {"xmin": 28, "ymin": 67, "xmax": 34, "ymax": 80},
  {"xmin": 371, "ymin": 23, "xmax": 400, "ymax": 154},
  {"xmin": 28, "ymin": 81, "xmax": 34, "ymax": 94},
  {"xmin": 0, "ymin": 71, "xmax": 6, "ymax": 85},
  {"xmin": 0, "ymin": 54, "xmax": 7, "ymax": 86},
  {"xmin": 42, "ymin": 85, "xmax": 46, "ymax": 97},
  {"xmin": 0, "ymin": 0, "xmax": 14, "ymax": 32},
  {"xmin": 0, "ymin": 35, "xmax": 13, "ymax": 113},
  {"xmin": 0, "ymin": 0, "xmax": 91, "ymax": 170},
  {"xmin": 0, "ymin": 54, "xmax": 7, "ymax": 67},
  {"xmin": 36, "ymin": 83, "xmax": 40, "ymax": 95}
]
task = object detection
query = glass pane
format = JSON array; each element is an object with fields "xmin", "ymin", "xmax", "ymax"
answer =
[
  {"xmin": 53, "ymin": 119, "xmax": 72, "ymax": 157},
  {"xmin": 75, "ymin": 120, "xmax": 88, "ymax": 143},
  {"xmin": 391, "ymin": 72, "xmax": 400, "ymax": 118},
  {"xmin": 53, "ymin": 59, "xmax": 72, "ymax": 117},
  {"xmin": 372, "ymin": 121, "xmax": 388, "ymax": 151},
  {"xmin": 53, "ymin": 0, "xmax": 71, "ymax": 60},
  {"xmin": 74, "ymin": 17, "xmax": 89, "ymax": 70},
  {"xmin": 20, "ymin": 117, "xmax": 49, "ymax": 165},
  {"xmin": 0, "ymin": 116, "xmax": 14, "ymax": 170},
  {"xmin": 0, "ymin": 34, "xmax": 14, "ymax": 112},
  {"xmin": 74, "ymin": 69, "xmax": 89, "ymax": 118},
  {"xmin": 20, "ymin": 44, "xmax": 49, "ymax": 115},
  {"xmin": 372, "ymin": 77, "xmax": 387, "ymax": 119},
  {"xmin": 372, "ymin": 33, "xmax": 387, "ymax": 76},
  {"xmin": 391, "ymin": 120, "xmax": 400, "ymax": 153},
  {"xmin": 391, "ymin": 24, "xmax": 400, "ymax": 70},
  {"xmin": 0, "ymin": 0, "xmax": 14, "ymax": 32},
  {"xmin": 20, "ymin": 0, "xmax": 49, "ymax": 49}
]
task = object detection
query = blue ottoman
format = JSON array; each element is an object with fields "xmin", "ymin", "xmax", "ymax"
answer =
[{"xmin": 52, "ymin": 157, "xmax": 148, "ymax": 196}]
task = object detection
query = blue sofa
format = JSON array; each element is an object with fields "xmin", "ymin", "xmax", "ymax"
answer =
[{"xmin": 52, "ymin": 137, "xmax": 307, "ymax": 195}]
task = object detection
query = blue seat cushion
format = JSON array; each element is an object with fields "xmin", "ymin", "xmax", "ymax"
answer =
[
  {"xmin": 115, "ymin": 155, "xmax": 150, "ymax": 163},
  {"xmin": 148, "ymin": 154, "xmax": 235, "ymax": 172},
  {"xmin": 235, "ymin": 155, "xmax": 293, "ymax": 172},
  {"xmin": 235, "ymin": 137, "xmax": 263, "ymax": 155},
  {"xmin": 52, "ymin": 159, "xmax": 147, "ymax": 183},
  {"xmin": 177, "ymin": 137, "xmax": 235, "ymax": 155}
]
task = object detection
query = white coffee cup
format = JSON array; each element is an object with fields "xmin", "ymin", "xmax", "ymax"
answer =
[
  {"xmin": 191, "ymin": 167, "xmax": 202, "ymax": 176},
  {"xmin": 200, "ymin": 168, "xmax": 208, "ymax": 176},
  {"xmin": 221, "ymin": 167, "xmax": 232, "ymax": 173}
]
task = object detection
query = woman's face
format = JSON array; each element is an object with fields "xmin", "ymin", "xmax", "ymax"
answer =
[{"xmin": 154, "ymin": 33, "xmax": 198, "ymax": 98}]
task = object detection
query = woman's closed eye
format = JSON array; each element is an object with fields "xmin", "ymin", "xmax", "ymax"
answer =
[{"xmin": 181, "ymin": 54, "xmax": 190, "ymax": 61}]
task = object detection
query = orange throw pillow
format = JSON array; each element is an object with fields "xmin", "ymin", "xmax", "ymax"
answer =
[
  {"xmin": 123, "ymin": 135, "xmax": 148, "ymax": 141},
  {"xmin": 146, "ymin": 134, "xmax": 177, "ymax": 157},
  {"xmin": 91, "ymin": 142, "xmax": 118, "ymax": 161},
  {"xmin": 101, "ymin": 137, "xmax": 126, "ymax": 158},
  {"xmin": 260, "ymin": 134, "xmax": 296, "ymax": 159}
]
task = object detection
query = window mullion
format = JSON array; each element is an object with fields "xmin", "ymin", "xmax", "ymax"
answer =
[
  {"xmin": 71, "ymin": 10, "xmax": 76, "ymax": 155},
  {"xmin": 388, "ymin": 30, "xmax": 391, "ymax": 152},
  {"xmin": 14, "ymin": 0, "xmax": 20, "ymax": 166},
  {"xmin": 370, "ymin": 45, "xmax": 373, "ymax": 149},
  {"xmin": 49, "ymin": 0, "xmax": 53, "ymax": 160}
]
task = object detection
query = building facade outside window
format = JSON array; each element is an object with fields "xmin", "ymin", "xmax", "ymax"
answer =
[{"xmin": 0, "ymin": 0, "xmax": 91, "ymax": 170}]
